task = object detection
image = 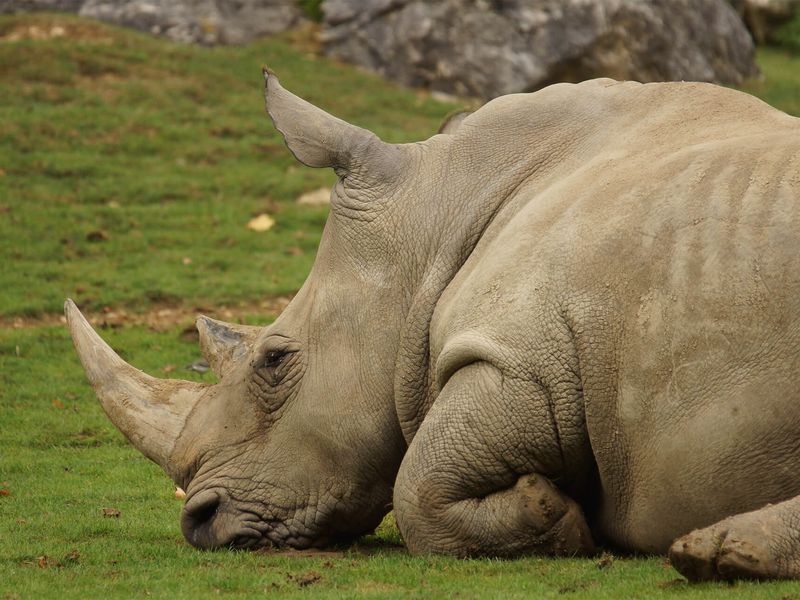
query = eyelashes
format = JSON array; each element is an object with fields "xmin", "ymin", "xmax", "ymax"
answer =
[{"xmin": 262, "ymin": 350, "xmax": 288, "ymax": 369}]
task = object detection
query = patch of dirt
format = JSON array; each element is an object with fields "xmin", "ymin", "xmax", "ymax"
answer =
[
  {"xmin": 1, "ymin": 296, "xmax": 293, "ymax": 332},
  {"xmin": 286, "ymin": 570, "xmax": 322, "ymax": 588},
  {"xmin": 21, "ymin": 549, "xmax": 80, "ymax": 569},
  {"xmin": 356, "ymin": 582, "xmax": 403, "ymax": 593},
  {"xmin": 657, "ymin": 578, "xmax": 687, "ymax": 589},
  {"xmin": 0, "ymin": 19, "xmax": 114, "ymax": 44},
  {"xmin": 347, "ymin": 541, "xmax": 407, "ymax": 556},
  {"xmin": 77, "ymin": 73, "xmax": 125, "ymax": 104},
  {"xmin": 558, "ymin": 581, "xmax": 599, "ymax": 594},
  {"xmin": 66, "ymin": 428, "xmax": 105, "ymax": 447},
  {"xmin": 254, "ymin": 541, "xmax": 405, "ymax": 560},
  {"xmin": 255, "ymin": 547, "xmax": 345, "ymax": 559}
]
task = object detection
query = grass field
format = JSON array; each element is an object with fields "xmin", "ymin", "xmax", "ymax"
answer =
[{"xmin": 2, "ymin": 12, "xmax": 800, "ymax": 599}]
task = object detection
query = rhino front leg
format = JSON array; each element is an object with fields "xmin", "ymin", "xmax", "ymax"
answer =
[
  {"xmin": 393, "ymin": 361, "xmax": 595, "ymax": 557},
  {"xmin": 670, "ymin": 496, "xmax": 800, "ymax": 581}
]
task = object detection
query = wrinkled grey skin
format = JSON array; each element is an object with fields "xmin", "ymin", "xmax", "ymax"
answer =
[{"xmin": 67, "ymin": 71, "xmax": 800, "ymax": 582}]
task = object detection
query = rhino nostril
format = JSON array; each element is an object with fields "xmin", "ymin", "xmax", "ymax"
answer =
[
  {"xmin": 181, "ymin": 489, "xmax": 263, "ymax": 550},
  {"xmin": 188, "ymin": 495, "xmax": 219, "ymax": 525},
  {"xmin": 181, "ymin": 489, "xmax": 222, "ymax": 548}
]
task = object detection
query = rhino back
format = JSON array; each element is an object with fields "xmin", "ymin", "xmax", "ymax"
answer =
[{"xmin": 430, "ymin": 84, "xmax": 800, "ymax": 551}]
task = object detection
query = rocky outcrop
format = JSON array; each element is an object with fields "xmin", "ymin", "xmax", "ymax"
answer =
[
  {"xmin": 322, "ymin": 0, "xmax": 760, "ymax": 98},
  {"xmin": 0, "ymin": 0, "xmax": 84, "ymax": 12},
  {"xmin": 0, "ymin": 0, "xmax": 302, "ymax": 44}
]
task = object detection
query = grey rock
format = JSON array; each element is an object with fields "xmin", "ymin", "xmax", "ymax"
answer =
[
  {"xmin": 1, "ymin": 0, "xmax": 302, "ymax": 44},
  {"xmin": 322, "ymin": 0, "xmax": 760, "ymax": 98},
  {"xmin": 80, "ymin": 0, "xmax": 301, "ymax": 44},
  {"xmin": 0, "ymin": 0, "xmax": 83, "ymax": 12}
]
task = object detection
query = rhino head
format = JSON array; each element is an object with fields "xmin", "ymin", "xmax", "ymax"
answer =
[{"xmin": 66, "ymin": 69, "xmax": 450, "ymax": 550}]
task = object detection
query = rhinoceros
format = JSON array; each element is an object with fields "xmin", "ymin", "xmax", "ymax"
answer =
[{"xmin": 66, "ymin": 69, "xmax": 800, "ymax": 582}]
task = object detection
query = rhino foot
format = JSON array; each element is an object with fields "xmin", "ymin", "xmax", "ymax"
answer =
[
  {"xmin": 669, "ymin": 498, "xmax": 800, "ymax": 581},
  {"xmin": 394, "ymin": 361, "xmax": 596, "ymax": 558},
  {"xmin": 396, "ymin": 471, "xmax": 595, "ymax": 558}
]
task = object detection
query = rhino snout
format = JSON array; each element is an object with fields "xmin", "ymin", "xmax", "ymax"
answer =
[{"xmin": 181, "ymin": 488, "xmax": 263, "ymax": 550}]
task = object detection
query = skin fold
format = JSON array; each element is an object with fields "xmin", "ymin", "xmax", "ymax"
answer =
[{"xmin": 67, "ymin": 72, "xmax": 800, "ymax": 582}]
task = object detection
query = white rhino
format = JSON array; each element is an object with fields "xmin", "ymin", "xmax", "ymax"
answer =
[{"xmin": 66, "ymin": 70, "xmax": 800, "ymax": 582}]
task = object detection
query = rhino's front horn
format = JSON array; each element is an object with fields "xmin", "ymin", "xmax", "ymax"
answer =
[{"xmin": 65, "ymin": 299, "xmax": 206, "ymax": 471}]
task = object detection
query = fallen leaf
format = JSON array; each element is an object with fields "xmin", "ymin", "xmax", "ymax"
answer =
[
  {"xmin": 62, "ymin": 549, "xmax": 80, "ymax": 565},
  {"xmin": 0, "ymin": 168, "xmax": 6, "ymax": 176},
  {"xmin": 296, "ymin": 187, "xmax": 330, "ymax": 206},
  {"xmin": 246, "ymin": 214, "xmax": 275, "ymax": 232},
  {"xmin": 161, "ymin": 364, "xmax": 176, "ymax": 374},
  {"xmin": 285, "ymin": 246, "xmax": 303, "ymax": 256},
  {"xmin": 101, "ymin": 507, "xmax": 121, "ymax": 518},
  {"xmin": 181, "ymin": 257, "xmax": 192, "ymax": 265},
  {"xmin": 36, "ymin": 556, "xmax": 49, "ymax": 568},
  {"xmin": 51, "ymin": 399, "xmax": 64, "ymax": 409},
  {"xmin": 174, "ymin": 487, "xmax": 186, "ymax": 500},
  {"xmin": 0, "ymin": 489, "xmax": 10, "ymax": 497},
  {"xmin": 86, "ymin": 229, "xmax": 109, "ymax": 242}
]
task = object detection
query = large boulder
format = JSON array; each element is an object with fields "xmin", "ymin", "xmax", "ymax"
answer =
[
  {"xmin": 0, "ymin": 0, "xmax": 302, "ymax": 44},
  {"xmin": 0, "ymin": 0, "xmax": 84, "ymax": 12},
  {"xmin": 79, "ymin": 0, "xmax": 302, "ymax": 44},
  {"xmin": 322, "ymin": 0, "xmax": 760, "ymax": 98}
]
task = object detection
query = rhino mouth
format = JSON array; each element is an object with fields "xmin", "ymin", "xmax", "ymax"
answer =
[{"xmin": 180, "ymin": 487, "xmax": 375, "ymax": 551}]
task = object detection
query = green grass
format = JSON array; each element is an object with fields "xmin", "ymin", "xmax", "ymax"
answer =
[
  {"xmin": 774, "ymin": 7, "xmax": 800, "ymax": 54},
  {"xmin": 0, "ymin": 13, "xmax": 455, "ymax": 318},
  {"xmin": 743, "ymin": 48, "xmax": 800, "ymax": 116},
  {"xmin": 2, "ymin": 11, "xmax": 800, "ymax": 600},
  {"xmin": 0, "ymin": 14, "xmax": 797, "ymax": 319},
  {"xmin": 4, "ymin": 326, "xmax": 800, "ymax": 599}
]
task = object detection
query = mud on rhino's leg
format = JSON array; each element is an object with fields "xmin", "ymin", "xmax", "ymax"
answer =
[
  {"xmin": 670, "ymin": 496, "xmax": 800, "ymax": 581},
  {"xmin": 393, "ymin": 361, "xmax": 595, "ymax": 557}
]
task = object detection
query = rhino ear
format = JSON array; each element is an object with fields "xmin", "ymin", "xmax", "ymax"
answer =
[
  {"xmin": 196, "ymin": 316, "xmax": 261, "ymax": 377},
  {"xmin": 437, "ymin": 110, "xmax": 472, "ymax": 135},
  {"xmin": 263, "ymin": 67, "xmax": 403, "ymax": 180}
]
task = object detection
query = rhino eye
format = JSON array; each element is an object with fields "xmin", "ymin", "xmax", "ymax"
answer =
[{"xmin": 262, "ymin": 350, "xmax": 287, "ymax": 369}]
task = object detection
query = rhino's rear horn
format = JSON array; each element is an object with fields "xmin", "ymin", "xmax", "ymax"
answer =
[
  {"xmin": 263, "ymin": 67, "xmax": 405, "ymax": 183},
  {"xmin": 196, "ymin": 316, "xmax": 260, "ymax": 377},
  {"xmin": 65, "ymin": 299, "xmax": 205, "ymax": 473}
]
